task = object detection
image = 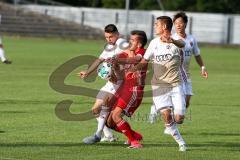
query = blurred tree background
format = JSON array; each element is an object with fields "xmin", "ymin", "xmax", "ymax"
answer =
[
  {"xmin": 4, "ymin": 0, "xmax": 240, "ymax": 14},
  {"xmin": 55, "ymin": 0, "xmax": 240, "ymax": 14}
]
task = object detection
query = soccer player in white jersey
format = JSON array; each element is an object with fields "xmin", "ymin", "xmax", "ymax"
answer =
[
  {"xmin": 130, "ymin": 16, "xmax": 187, "ymax": 151},
  {"xmin": 149, "ymin": 12, "xmax": 208, "ymax": 124},
  {"xmin": 78, "ymin": 24, "xmax": 128, "ymax": 144},
  {"xmin": 0, "ymin": 37, "xmax": 11, "ymax": 64},
  {"xmin": 173, "ymin": 11, "xmax": 208, "ymax": 108}
]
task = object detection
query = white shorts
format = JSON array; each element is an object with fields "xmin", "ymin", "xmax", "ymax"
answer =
[
  {"xmin": 96, "ymin": 80, "xmax": 122, "ymax": 100},
  {"xmin": 152, "ymin": 85, "xmax": 186, "ymax": 116},
  {"xmin": 182, "ymin": 79, "xmax": 193, "ymax": 96}
]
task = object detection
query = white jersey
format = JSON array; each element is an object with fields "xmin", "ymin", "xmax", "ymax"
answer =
[
  {"xmin": 172, "ymin": 33, "xmax": 200, "ymax": 79},
  {"xmin": 99, "ymin": 38, "xmax": 127, "ymax": 59},
  {"xmin": 144, "ymin": 37, "xmax": 182, "ymax": 88}
]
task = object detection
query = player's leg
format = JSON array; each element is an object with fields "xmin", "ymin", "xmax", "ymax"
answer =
[
  {"xmin": 172, "ymin": 85, "xmax": 186, "ymax": 124},
  {"xmin": 83, "ymin": 80, "xmax": 123, "ymax": 144},
  {"xmin": 185, "ymin": 81, "xmax": 194, "ymax": 109},
  {"xmin": 160, "ymin": 108, "xmax": 186, "ymax": 151},
  {"xmin": 111, "ymin": 106, "xmax": 142, "ymax": 148},
  {"xmin": 152, "ymin": 85, "xmax": 186, "ymax": 151},
  {"xmin": 94, "ymin": 100, "xmax": 110, "ymax": 139},
  {"xmin": 185, "ymin": 95, "xmax": 191, "ymax": 108},
  {"xmin": 0, "ymin": 46, "xmax": 11, "ymax": 64},
  {"xmin": 83, "ymin": 90, "xmax": 113, "ymax": 144},
  {"xmin": 100, "ymin": 93, "xmax": 117, "ymax": 142},
  {"xmin": 149, "ymin": 104, "xmax": 158, "ymax": 123}
]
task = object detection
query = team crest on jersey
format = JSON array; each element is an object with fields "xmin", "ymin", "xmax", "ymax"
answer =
[
  {"xmin": 190, "ymin": 41, "xmax": 193, "ymax": 47},
  {"xmin": 166, "ymin": 45, "xmax": 171, "ymax": 49}
]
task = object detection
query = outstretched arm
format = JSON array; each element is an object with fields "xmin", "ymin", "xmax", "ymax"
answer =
[
  {"xmin": 195, "ymin": 55, "xmax": 208, "ymax": 79},
  {"xmin": 78, "ymin": 58, "xmax": 103, "ymax": 78},
  {"xmin": 128, "ymin": 58, "xmax": 149, "ymax": 72},
  {"xmin": 115, "ymin": 55, "xmax": 142, "ymax": 64},
  {"xmin": 171, "ymin": 38, "xmax": 185, "ymax": 48}
]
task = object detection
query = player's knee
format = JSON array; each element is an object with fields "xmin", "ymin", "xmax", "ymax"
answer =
[
  {"xmin": 112, "ymin": 113, "xmax": 121, "ymax": 123},
  {"xmin": 160, "ymin": 108, "xmax": 173, "ymax": 124},
  {"xmin": 175, "ymin": 115, "xmax": 184, "ymax": 124},
  {"xmin": 105, "ymin": 121, "xmax": 114, "ymax": 129}
]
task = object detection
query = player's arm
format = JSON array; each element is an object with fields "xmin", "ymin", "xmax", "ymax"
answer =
[
  {"xmin": 78, "ymin": 58, "xmax": 104, "ymax": 78},
  {"xmin": 128, "ymin": 58, "xmax": 148, "ymax": 72},
  {"xmin": 115, "ymin": 55, "xmax": 142, "ymax": 64},
  {"xmin": 195, "ymin": 55, "xmax": 208, "ymax": 79},
  {"xmin": 171, "ymin": 38, "xmax": 185, "ymax": 48},
  {"xmin": 192, "ymin": 36, "xmax": 208, "ymax": 79}
]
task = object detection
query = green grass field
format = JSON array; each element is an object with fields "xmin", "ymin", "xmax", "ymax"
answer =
[{"xmin": 0, "ymin": 36, "xmax": 240, "ymax": 160}]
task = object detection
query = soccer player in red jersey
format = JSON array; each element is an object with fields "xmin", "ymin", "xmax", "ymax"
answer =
[{"xmin": 106, "ymin": 30, "xmax": 148, "ymax": 149}]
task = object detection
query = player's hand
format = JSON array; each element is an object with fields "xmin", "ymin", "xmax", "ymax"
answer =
[
  {"xmin": 105, "ymin": 57, "xmax": 113, "ymax": 63},
  {"xmin": 106, "ymin": 56, "xmax": 117, "ymax": 64},
  {"xmin": 77, "ymin": 71, "xmax": 88, "ymax": 78},
  {"xmin": 201, "ymin": 66, "xmax": 208, "ymax": 79}
]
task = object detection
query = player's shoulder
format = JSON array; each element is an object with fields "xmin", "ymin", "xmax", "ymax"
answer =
[
  {"xmin": 151, "ymin": 37, "xmax": 159, "ymax": 43},
  {"xmin": 186, "ymin": 34, "xmax": 197, "ymax": 41},
  {"xmin": 148, "ymin": 37, "xmax": 159, "ymax": 47}
]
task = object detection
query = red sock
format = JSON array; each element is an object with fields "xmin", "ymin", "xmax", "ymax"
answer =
[
  {"xmin": 132, "ymin": 130, "xmax": 143, "ymax": 140},
  {"xmin": 116, "ymin": 120, "xmax": 136, "ymax": 142},
  {"xmin": 114, "ymin": 126, "xmax": 122, "ymax": 133}
]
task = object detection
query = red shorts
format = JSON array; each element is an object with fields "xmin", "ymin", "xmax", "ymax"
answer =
[{"xmin": 113, "ymin": 81, "xmax": 144, "ymax": 117}]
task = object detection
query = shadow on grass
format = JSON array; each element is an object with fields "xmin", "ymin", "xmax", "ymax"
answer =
[
  {"xmin": 0, "ymin": 142, "xmax": 127, "ymax": 148},
  {"xmin": 179, "ymin": 132, "xmax": 240, "ymax": 137},
  {"xmin": 199, "ymin": 132, "xmax": 240, "ymax": 136},
  {"xmin": 0, "ymin": 111, "xmax": 27, "ymax": 114},
  {"xmin": 0, "ymin": 141, "xmax": 239, "ymax": 152},
  {"xmin": 0, "ymin": 99, "xmax": 92, "ymax": 105},
  {"xmin": 0, "ymin": 131, "xmax": 5, "ymax": 133}
]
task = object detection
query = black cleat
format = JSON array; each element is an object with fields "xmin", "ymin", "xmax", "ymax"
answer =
[{"xmin": 3, "ymin": 60, "xmax": 12, "ymax": 64}]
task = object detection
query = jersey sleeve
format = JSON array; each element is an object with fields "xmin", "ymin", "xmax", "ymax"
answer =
[
  {"xmin": 143, "ymin": 40, "xmax": 154, "ymax": 61},
  {"xmin": 99, "ymin": 50, "xmax": 108, "ymax": 59},
  {"xmin": 192, "ymin": 36, "xmax": 200, "ymax": 56}
]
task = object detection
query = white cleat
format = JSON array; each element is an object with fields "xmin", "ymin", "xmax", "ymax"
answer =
[
  {"xmin": 100, "ymin": 136, "xmax": 117, "ymax": 142},
  {"xmin": 179, "ymin": 144, "xmax": 187, "ymax": 152}
]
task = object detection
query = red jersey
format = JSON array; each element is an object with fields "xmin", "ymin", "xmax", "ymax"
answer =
[
  {"xmin": 112, "ymin": 49, "xmax": 147, "ymax": 117},
  {"xmin": 118, "ymin": 48, "xmax": 147, "ymax": 87}
]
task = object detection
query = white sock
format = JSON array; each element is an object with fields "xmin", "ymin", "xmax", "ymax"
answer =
[
  {"xmin": 103, "ymin": 126, "xmax": 114, "ymax": 138},
  {"xmin": 150, "ymin": 104, "xmax": 157, "ymax": 115},
  {"xmin": 95, "ymin": 106, "xmax": 109, "ymax": 138},
  {"xmin": 149, "ymin": 104, "xmax": 158, "ymax": 123},
  {"xmin": 165, "ymin": 122, "xmax": 185, "ymax": 146},
  {"xmin": 0, "ymin": 48, "xmax": 6, "ymax": 62}
]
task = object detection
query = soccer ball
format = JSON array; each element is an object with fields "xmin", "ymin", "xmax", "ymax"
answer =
[{"xmin": 97, "ymin": 62, "xmax": 112, "ymax": 80}]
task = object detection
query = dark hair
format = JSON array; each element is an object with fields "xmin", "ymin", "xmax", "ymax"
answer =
[
  {"xmin": 131, "ymin": 30, "xmax": 147, "ymax": 48},
  {"xmin": 173, "ymin": 12, "xmax": 188, "ymax": 24},
  {"xmin": 104, "ymin": 24, "xmax": 118, "ymax": 33},
  {"xmin": 156, "ymin": 16, "xmax": 173, "ymax": 31}
]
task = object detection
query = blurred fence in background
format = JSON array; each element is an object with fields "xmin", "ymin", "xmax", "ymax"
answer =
[
  {"xmin": 20, "ymin": 5, "xmax": 240, "ymax": 45},
  {"xmin": 1, "ymin": 2, "xmax": 240, "ymax": 44}
]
